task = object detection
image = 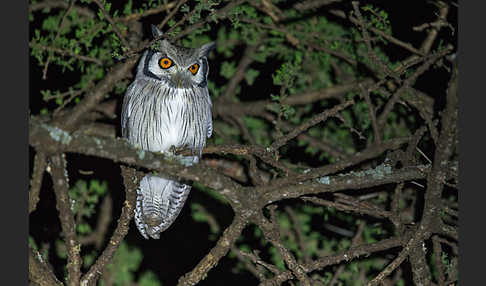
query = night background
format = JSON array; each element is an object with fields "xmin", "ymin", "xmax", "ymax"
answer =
[{"xmin": 29, "ymin": 0, "xmax": 458, "ymax": 285}]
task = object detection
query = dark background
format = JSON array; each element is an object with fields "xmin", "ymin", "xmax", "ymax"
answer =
[{"xmin": 27, "ymin": 1, "xmax": 460, "ymax": 285}]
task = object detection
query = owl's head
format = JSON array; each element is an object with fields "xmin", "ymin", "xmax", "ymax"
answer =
[{"xmin": 136, "ymin": 25, "xmax": 215, "ymax": 89}]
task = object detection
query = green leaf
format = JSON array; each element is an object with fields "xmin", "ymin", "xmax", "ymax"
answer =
[
  {"xmin": 139, "ymin": 271, "xmax": 162, "ymax": 286},
  {"xmin": 244, "ymin": 68, "xmax": 260, "ymax": 86},
  {"xmin": 220, "ymin": 61, "xmax": 236, "ymax": 79}
]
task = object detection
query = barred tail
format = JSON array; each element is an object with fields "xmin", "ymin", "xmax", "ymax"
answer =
[{"xmin": 134, "ymin": 174, "xmax": 191, "ymax": 239}]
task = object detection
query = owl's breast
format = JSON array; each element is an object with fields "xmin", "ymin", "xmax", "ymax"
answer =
[{"xmin": 126, "ymin": 84, "xmax": 210, "ymax": 154}]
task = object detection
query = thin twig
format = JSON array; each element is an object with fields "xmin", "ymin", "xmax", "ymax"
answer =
[
  {"xmin": 351, "ymin": 2, "xmax": 400, "ymax": 81},
  {"xmin": 173, "ymin": 0, "xmax": 248, "ymax": 41},
  {"xmin": 359, "ymin": 83, "xmax": 381, "ymax": 144},
  {"xmin": 81, "ymin": 166, "xmax": 139, "ymax": 286},
  {"xmin": 231, "ymin": 246, "xmax": 268, "ymax": 281},
  {"xmin": 52, "ymin": 58, "xmax": 138, "ymax": 131},
  {"xmin": 31, "ymin": 43, "xmax": 103, "ymax": 65},
  {"xmin": 285, "ymin": 206, "xmax": 310, "ymax": 263},
  {"xmin": 92, "ymin": 0, "xmax": 130, "ymax": 50},
  {"xmin": 220, "ymin": 43, "xmax": 259, "ymax": 101},
  {"xmin": 377, "ymin": 46, "xmax": 453, "ymax": 127},
  {"xmin": 29, "ymin": 152, "xmax": 47, "ymax": 214},
  {"xmin": 79, "ymin": 194, "xmax": 112, "ymax": 249},
  {"xmin": 270, "ymin": 100, "xmax": 354, "ymax": 150},
  {"xmin": 294, "ymin": 0, "xmax": 344, "ymax": 11},
  {"xmin": 366, "ymin": 233, "xmax": 426, "ymax": 286},
  {"xmin": 177, "ymin": 213, "xmax": 250, "ymax": 286},
  {"xmin": 329, "ymin": 221, "xmax": 365, "ymax": 286},
  {"xmin": 255, "ymin": 210, "xmax": 312, "ymax": 286},
  {"xmin": 260, "ymin": 235, "xmax": 407, "ymax": 286},
  {"xmin": 159, "ymin": 0, "xmax": 189, "ymax": 31},
  {"xmin": 433, "ymin": 235, "xmax": 446, "ymax": 285},
  {"xmin": 42, "ymin": 0, "xmax": 77, "ymax": 79},
  {"xmin": 328, "ymin": 9, "xmax": 425, "ymax": 57},
  {"xmin": 53, "ymin": 80, "xmax": 96, "ymax": 117},
  {"xmin": 119, "ymin": 1, "xmax": 177, "ymax": 22},
  {"xmin": 302, "ymin": 195, "xmax": 391, "ymax": 220}
]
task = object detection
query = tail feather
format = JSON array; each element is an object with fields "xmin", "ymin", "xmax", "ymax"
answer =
[{"xmin": 135, "ymin": 174, "xmax": 191, "ymax": 239}]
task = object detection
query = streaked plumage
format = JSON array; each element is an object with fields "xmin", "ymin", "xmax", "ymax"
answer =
[{"xmin": 122, "ymin": 25, "xmax": 214, "ymax": 239}]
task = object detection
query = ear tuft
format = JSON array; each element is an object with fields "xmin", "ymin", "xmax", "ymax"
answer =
[
  {"xmin": 151, "ymin": 24, "xmax": 163, "ymax": 38},
  {"xmin": 199, "ymin": 42, "xmax": 216, "ymax": 58}
]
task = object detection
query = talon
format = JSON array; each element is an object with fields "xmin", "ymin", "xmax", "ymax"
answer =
[{"xmin": 168, "ymin": 145, "xmax": 177, "ymax": 156}]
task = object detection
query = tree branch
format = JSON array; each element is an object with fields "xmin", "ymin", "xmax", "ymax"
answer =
[
  {"xmin": 29, "ymin": 247, "xmax": 63, "ymax": 286},
  {"xmin": 52, "ymin": 58, "xmax": 138, "ymax": 131},
  {"xmin": 261, "ymin": 234, "xmax": 408, "ymax": 286},
  {"xmin": 270, "ymin": 100, "xmax": 354, "ymax": 150},
  {"xmin": 177, "ymin": 213, "xmax": 250, "ymax": 286},
  {"xmin": 50, "ymin": 153, "xmax": 82, "ymax": 286},
  {"xmin": 80, "ymin": 166, "xmax": 140, "ymax": 286},
  {"xmin": 29, "ymin": 117, "xmax": 244, "ymax": 207},
  {"xmin": 29, "ymin": 152, "xmax": 47, "ymax": 214}
]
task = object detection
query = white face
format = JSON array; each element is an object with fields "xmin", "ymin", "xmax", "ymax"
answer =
[{"xmin": 142, "ymin": 46, "xmax": 209, "ymax": 89}]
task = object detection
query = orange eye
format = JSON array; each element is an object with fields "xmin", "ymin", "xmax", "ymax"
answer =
[
  {"xmin": 159, "ymin": 57, "xmax": 173, "ymax": 69},
  {"xmin": 188, "ymin": 63, "xmax": 199, "ymax": 75}
]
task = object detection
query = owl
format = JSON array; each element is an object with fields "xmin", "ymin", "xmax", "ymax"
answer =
[{"xmin": 121, "ymin": 25, "xmax": 215, "ymax": 239}]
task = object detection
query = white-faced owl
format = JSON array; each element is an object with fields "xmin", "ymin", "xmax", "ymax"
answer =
[{"xmin": 121, "ymin": 25, "xmax": 214, "ymax": 239}]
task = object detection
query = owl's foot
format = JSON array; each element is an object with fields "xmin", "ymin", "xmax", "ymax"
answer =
[
  {"xmin": 168, "ymin": 145, "xmax": 177, "ymax": 156},
  {"xmin": 162, "ymin": 146, "xmax": 197, "ymax": 167},
  {"xmin": 174, "ymin": 154, "xmax": 198, "ymax": 167}
]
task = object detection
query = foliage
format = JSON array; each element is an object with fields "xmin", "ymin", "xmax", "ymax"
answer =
[
  {"xmin": 29, "ymin": 0, "xmax": 458, "ymax": 285},
  {"xmin": 101, "ymin": 242, "xmax": 161, "ymax": 286}
]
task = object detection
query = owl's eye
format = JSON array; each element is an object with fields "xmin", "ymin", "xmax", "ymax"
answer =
[
  {"xmin": 188, "ymin": 63, "xmax": 199, "ymax": 75},
  {"xmin": 159, "ymin": 57, "xmax": 173, "ymax": 69}
]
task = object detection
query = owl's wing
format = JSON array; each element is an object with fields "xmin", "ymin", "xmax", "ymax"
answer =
[
  {"xmin": 121, "ymin": 83, "xmax": 134, "ymax": 138},
  {"xmin": 206, "ymin": 94, "xmax": 213, "ymax": 138}
]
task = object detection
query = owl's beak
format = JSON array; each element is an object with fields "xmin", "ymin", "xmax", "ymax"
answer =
[{"xmin": 171, "ymin": 72, "xmax": 191, "ymax": 89}]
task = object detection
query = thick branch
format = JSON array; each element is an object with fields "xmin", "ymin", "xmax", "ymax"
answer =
[
  {"xmin": 422, "ymin": 61, "xmax": 458, "ymax": 225},
  {"xmin": 29, "ymin": 247, "xmax": 63, "ymax": 286},
  {"xmin": 368, "ymin": 55, "xmax": 458, "ymax": 286},
  {"xmin": 262, "ymin": 164, "xmax": 429, "ymax": 205},
  {"xmin": 264, "ymin": 137, "xmax": 410, "ymax": 192},
  {"xmin": 29, "ymin": 118, "xmax": 244, "ymax": 207},
  {"xmin": 50, "ymin": 154, "xmax": 81, "ymax": 286},
  {"xmin": 409, "ymin": 239, "xmax": 432, "ymax": 286}
]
